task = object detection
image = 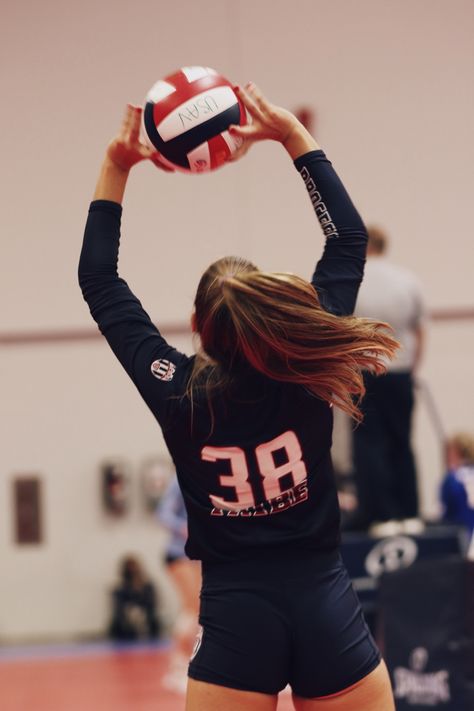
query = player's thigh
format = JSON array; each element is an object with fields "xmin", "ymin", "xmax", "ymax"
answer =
[
  {"xmin": 292, "ymin": 661, "xmax": 394, "ymax": 711},
  {"xmin": 186, "ymin": 679, "xmax": 278, "ymax": 711}
]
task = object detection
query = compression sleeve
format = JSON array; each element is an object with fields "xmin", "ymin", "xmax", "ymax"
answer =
[
  {"xmin": 294, "ymin": 150, "xmax": 367, "ymax": 316},
  {"xmin": 78, "ymin": 200, "xmax": 189, "ymax": 426}
]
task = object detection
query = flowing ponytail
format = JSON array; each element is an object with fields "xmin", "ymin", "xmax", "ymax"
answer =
[{"xmin": 189, "ymin": 256, "xmax": 399, "ymax": 423}]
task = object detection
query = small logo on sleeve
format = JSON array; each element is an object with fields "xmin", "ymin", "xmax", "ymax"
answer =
[{"xmin": 151, "ymin": 359, "xmax": 176, "ymax": 382}]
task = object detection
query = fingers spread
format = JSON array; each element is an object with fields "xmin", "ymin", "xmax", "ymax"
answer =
[
  {"xmin": 234, "ymin": 84, "xmax": 264, "ymax": 121},
  {"xmin": 228, "ymin": 123, "xmax": 257, "ymax": 138},
  {"xmin": 120, "ymin": 104, "xmax": 143, "ymax": 143},
  {"xmin": 246, "ymin": 82, "xmax": 271, "ymax": 114},
  {"xmin": 120, "ymin": 104, "xmax": 135, "ymax": 138},
  {"xmin": 129, "ymin": 106, "xmax": 143, "ymax": 142}
]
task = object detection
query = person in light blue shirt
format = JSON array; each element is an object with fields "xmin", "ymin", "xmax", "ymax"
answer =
[
  {"xmin": 156, "ymin": 476, "xmax": 201, "ymax": 693},
  {"xmin": 156, "ymin": 477, "xmax": 188, "ymax": 563}
]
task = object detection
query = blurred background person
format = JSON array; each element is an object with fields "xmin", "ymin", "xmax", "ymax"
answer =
[
  {"xmin": 108, "ymin": 554, "xmax": 161, "ymax": 642},
  {"xmin": 352, "ymin": 225, "xmax": 426, "ymax": 536},
  {"xmin": 441, "ymin": 432, "xmax": 474, "ymax": 535},
  {"xmin": 156, "ymin": 477, "xmax": 201, "ymax": 693}
]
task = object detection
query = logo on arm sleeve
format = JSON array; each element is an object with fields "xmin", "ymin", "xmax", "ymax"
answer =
[{"xmin": 151, "ymin": 359, "xmax": 176, "ymax": 382}]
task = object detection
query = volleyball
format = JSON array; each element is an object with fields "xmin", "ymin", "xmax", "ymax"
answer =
[{"xmin": 142, "ymin": 66, "xmax": 247, "ymax": 173}]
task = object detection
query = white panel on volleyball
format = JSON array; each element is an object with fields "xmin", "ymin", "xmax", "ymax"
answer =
[
  {"xmin": 187, "ymin": 142, "xmax": 211, "ymax": 173},
  {"xmin": 139, "ymin": 117, "xmax": 177, "ymax": 171},
  {"xmin": 181, "ymin": 66, "xmax": 217, "ymax": 82},
  {"xmin": 157, "ymin": 86, "xmax": 237, "ymax": 142},
  {"xmin": 146, "ymin": 80, "xmax": 176, "ymax": 103},
  {"xmin": 221, "ymin": 130, "xmax": 243, "ymax": 154}
]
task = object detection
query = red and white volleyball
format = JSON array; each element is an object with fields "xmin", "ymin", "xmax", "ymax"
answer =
[{"xmin": 142, "ymin": 66, "xmax": 246, "ymax": 173}]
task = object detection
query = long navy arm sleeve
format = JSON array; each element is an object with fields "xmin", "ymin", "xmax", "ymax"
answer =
[
  {"xmin": 79, "ymin": 201, "xmax": 152, "ymax": 334},
  {"xmin": 294, "ymin": 150, "xmax": 367, "ymax": 316},
  {"xmin": 78, "ymin": 200, "xmax": 190, "ymax": 426}
]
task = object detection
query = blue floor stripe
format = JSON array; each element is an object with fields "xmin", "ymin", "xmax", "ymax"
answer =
[{"xmin": 0, "ymin": 639, "xmax": 170, "ymax": 663}]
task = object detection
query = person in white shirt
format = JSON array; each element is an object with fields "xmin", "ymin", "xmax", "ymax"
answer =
[{"xmin": 352, "ymin": 226, "xmax": 426, "ymax": 535}]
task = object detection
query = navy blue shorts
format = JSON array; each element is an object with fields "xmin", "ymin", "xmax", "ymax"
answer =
[{"xmin": 188, "ymin": 549, "xmax": 381, "ymax": 698}]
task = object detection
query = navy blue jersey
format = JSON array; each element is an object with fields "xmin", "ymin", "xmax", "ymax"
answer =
[{"xmin": 79, "ymin": 150, "xmax": 367, "ymax": 562}]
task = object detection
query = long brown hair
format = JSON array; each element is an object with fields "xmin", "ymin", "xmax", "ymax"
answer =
[{"xmin": 189, "ymin": 256, "xmax": 398, "ymax": 423}]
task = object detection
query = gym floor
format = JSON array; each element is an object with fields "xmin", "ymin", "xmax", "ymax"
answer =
[{"xmin": 0, "ymin": 642, "xmax": 295, "ymax": 711}]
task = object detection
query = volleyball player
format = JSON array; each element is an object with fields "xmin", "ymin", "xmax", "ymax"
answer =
[{"xmin": 79, "ymin": 83, "xmax": 397, "ymax": 710}]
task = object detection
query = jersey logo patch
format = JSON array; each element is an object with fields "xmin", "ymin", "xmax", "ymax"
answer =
[{"xmin": 151, "ymin": 359, "xmax": 176, "ymax": 382}]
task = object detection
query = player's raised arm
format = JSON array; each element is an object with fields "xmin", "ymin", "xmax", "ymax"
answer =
[
  {"xmin": 294, "ymin": 150, "xmax": 368, "ymax": 317},
  {"xmin": 94, "ymin": 104, "xmax": 172, "ymax": 204},
  {"xmin": 230, "ymin": 84, "xmax": 367, "ymax": 317},
  {"xmin": 79, "ymin": 106, "xmax": 187, "ymax": 426}
]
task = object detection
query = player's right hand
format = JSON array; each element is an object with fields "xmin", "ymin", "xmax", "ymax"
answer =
[{"xmin": 228, "ymin": 83, "xmax": 300, "ymax": 147}]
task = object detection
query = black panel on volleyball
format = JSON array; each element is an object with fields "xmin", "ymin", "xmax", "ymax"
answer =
[
  {"xmin": 144, "ymin": 102, "xmax": 241, "ymax": 169},
  {"xmin": 378, "ymin": 557, "xmax": 474, "ymax": 710}
]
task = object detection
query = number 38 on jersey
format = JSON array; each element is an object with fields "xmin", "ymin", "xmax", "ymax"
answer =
[{"xmin": 201, "ymin": 430, "xmax": 308, "ymax": 516}]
